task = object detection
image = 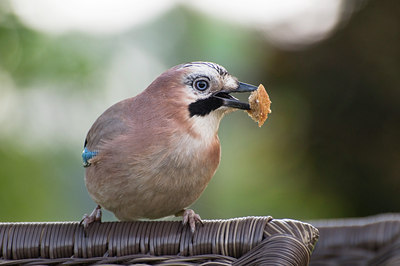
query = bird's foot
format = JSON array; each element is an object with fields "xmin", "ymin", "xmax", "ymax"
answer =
[
  {"xmin": 80, "ymin": 205, "xmax": 102, "ymax": 229},
  {"xmin": 180, "ymin": 209, "xmax": 203, "ymax": 233}
]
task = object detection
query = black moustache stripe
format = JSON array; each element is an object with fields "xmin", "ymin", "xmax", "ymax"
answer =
[{"xmin": 188, "ymin": 97, "xmax": 223, "ymax": 117}]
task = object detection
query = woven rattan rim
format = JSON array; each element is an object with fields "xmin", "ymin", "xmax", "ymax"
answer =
[
  {"xmin": 0, "ymin": 216, "xmax": 318, "ymax": 265},
  {"xmin": 310, "ymin": 213, "xmax": 400, "ymax": 265}
]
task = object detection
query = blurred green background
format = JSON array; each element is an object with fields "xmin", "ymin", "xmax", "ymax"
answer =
[{"xmin": 0, "ymin": 0, "xmax": 399, "ymax": 222}]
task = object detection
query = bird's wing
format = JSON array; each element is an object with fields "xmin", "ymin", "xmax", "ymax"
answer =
[{"xmin": 84, "ymin": 99, "xmax": 133, "ymax": 151}]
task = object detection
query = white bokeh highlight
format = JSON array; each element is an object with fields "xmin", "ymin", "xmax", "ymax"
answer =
[{"xmin": 11, "ymin": 0, "xmax": 343, "ymax": 47}]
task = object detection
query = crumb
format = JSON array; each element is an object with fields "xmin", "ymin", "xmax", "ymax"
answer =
[{"xmin": 246, "ymin": 84, "xmax": 271, "ymax": 127}]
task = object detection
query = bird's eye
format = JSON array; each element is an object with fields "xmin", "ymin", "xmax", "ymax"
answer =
[{"xmin": 193, "ymin": 79, "xmax": 209, "ymax": 91}]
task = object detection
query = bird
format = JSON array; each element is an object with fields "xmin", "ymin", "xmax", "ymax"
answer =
[{"xmin": 81, "ymin": 61, "xmax": 258, "ymax": 232}]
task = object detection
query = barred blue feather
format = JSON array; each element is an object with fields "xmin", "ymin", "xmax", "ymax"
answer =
[{"xmin": 82, "ymin": 147, "xmax": 98, "ymax": 167}]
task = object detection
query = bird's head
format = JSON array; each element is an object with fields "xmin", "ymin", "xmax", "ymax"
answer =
[
  {"xmin": 178, "ymin": 62, "xmax": 258, "ymax": 117},
  {"xmin": 144, "ymin": 61, "xmax": 258, "ymax": 137}
]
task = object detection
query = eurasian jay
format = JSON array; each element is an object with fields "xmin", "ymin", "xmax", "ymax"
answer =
[{"xmin": 81, "ymin": 62, "xmax": 258, "ymax": 232}]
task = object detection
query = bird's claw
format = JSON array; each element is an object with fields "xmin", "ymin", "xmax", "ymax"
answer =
[
  {"xmin": 80, "ymin": 205, "xmax": 102, "ymax": 229},
  {"xmin": 182, "ymin": 209, "xmax": 203, "ymax": 233}
]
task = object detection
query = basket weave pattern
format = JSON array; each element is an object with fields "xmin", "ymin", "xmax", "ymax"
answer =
[
  {"xmin": 310, "ymin": 213, "xmax": 400, "ymax": 265},
  {"xmin": 0, "ymin": 216, "xmax": 318, "ymax": 265}
]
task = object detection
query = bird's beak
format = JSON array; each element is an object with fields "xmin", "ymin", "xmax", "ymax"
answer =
[{"xmin": 212, "ymin": 82, "xmax": 258, "ymax": 110}]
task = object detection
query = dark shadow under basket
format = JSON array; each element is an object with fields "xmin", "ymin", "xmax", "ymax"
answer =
[
  {"xmin": 310, "ymin": 213, "xmax": 400, "ymax": 265},
  {"xmin": 0, "ymin": 216, "xmax": 318, "ymax": 265}
]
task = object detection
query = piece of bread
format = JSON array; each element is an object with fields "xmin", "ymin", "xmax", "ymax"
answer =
[{"xmin": 246, "ymin": 84, "xmax": 271, "ymax": 127}]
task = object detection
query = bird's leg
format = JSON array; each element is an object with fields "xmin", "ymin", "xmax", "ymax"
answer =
[
  {"xmin": 176, "ymin": 209, "xmax": 203, "ymax": 233},
  {"xmin": 80, "ymin": 205, "xmax": 102, "ymax": 229}
]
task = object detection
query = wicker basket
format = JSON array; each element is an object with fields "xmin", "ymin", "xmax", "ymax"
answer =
[
  {"xmin": 0, "ymin": 216, "xmax": 318, "ymax": 265},
  {"xmin": 310, "ymin": 213, "xmax": 400, "ymax": 265}
]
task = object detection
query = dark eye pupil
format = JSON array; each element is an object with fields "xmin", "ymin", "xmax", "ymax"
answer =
[{"xmin": 195, "ymin": 80, "xmax": 208, "ymax": 91}]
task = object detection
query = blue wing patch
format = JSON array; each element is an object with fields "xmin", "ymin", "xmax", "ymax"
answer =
[{"xmin": 82, "ymin": 147, "xmax": 98, "ymax": 167}]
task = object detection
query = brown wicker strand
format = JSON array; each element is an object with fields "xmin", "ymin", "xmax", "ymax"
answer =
[
  {"xmin": 310, "ymin": 213, "xmax": 400, "ymax": 265},
  {"xmin": 0, "ymin": 216, "xmax": 318, "ymax": 265}
]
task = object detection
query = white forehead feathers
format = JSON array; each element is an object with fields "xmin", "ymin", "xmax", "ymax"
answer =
[{"xmin": 181, "ymin": 62, "xmax": 228, "ymax": 76}]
